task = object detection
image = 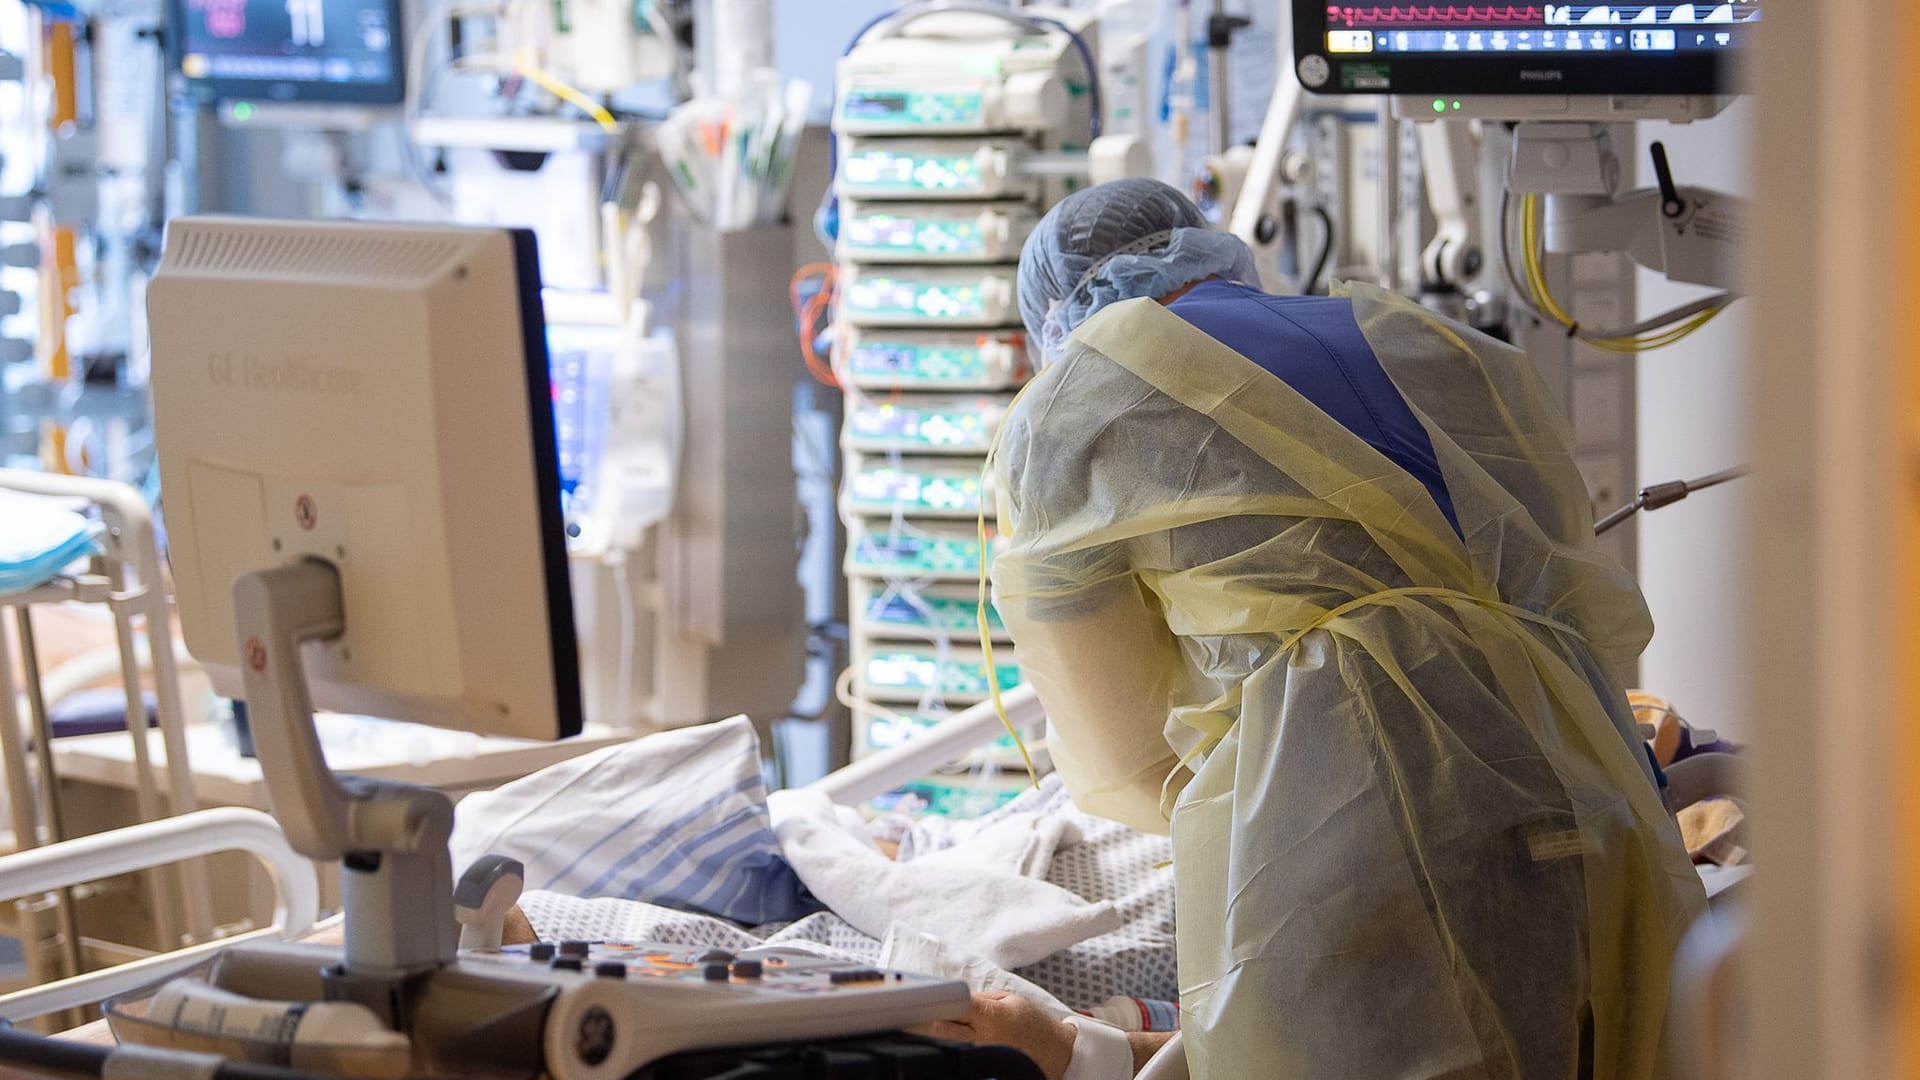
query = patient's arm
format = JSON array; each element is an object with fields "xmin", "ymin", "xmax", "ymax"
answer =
[
  {"xmin": 503, "ymin": 904, "xmax": 538, "ymax": 945},
  {"xmin": 1127, "ymin": 1031, "xmax": 1175, "ymax": 1073}
]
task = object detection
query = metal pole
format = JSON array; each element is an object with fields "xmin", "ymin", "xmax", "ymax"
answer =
[
  {"xmin": 0, "ymin": 616, "xmax": 41, "ymax": 851},
  {"xmin": 105, "ymin": 571, "xmax": 161, "ymax": 826},
  {"xmin": 105, "ymin": 565, "xmax": 188, "ymax": 950},
  {"xmin": 135, "ymin": 587, "xmax": 214, "ymax": 941},
  {"xmin": 1377, "ymin": 100, "xmax": 1399, "ymax": 290},
  {"xmin": 10, "ymin": 611, "xmax": 84, "ymax": 985},
  {"xmin": 1208, "ymin": 0, "xmax": 1232, "ymax": 156}
]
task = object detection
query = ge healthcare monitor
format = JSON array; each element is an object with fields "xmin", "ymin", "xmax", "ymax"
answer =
[
  {"xmin": 168, "ymin": 0, "xmax": 405, "ymax": 105},
  {"xmin": 149, "ymin": 218, "xmax": 582, "ymax": 746},
  {"xmin": 1293, "ymin": 1, "xmax": 1760, "ymax": 98}
]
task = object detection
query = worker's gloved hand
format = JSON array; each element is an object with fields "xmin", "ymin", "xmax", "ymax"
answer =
[{"xmin": 930, "ymin": 990, "xmax": 1077, "ymax": 1080}]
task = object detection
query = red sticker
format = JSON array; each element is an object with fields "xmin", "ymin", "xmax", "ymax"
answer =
[
  {"xmin": 245, "ymin": 637, "xmax": 268, "ymax": 673},
  {"xmin": 295, "ymin": 495, "xmax": 318, "ymax": 530}
]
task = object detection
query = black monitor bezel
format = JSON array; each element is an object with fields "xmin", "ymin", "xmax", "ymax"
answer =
[
  {"xmin": 507, "ymin": 228, "xmax": 586, "ymax": 742},
  {"xmin": 164, "ymin": 0, "xmax": 407, "ymax": 107},
  {"xmin": 1291, "ymin": 3, "xmax": 1742, "ymax": 97}
]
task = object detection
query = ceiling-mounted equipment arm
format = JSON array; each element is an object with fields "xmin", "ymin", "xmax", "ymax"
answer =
[
  {"xmin": 1227, "ymin": 69, "xmax": 1305, "ymax": 291},
  {"xmin": 1512, "ymin": 126, "xmax": 1749, "ymax": 293},
  {"xmin": 1417, "ymin": 120, "xmax": 1482, "ymax": 290}
]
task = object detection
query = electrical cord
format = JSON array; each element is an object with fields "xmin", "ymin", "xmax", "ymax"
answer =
[
  {"xmin": 976, "ymin": 381, "xmax": 1043, "ymax": 788},
  {"xmin": 789, "ymin": 263, "xmax": 841, "ymax": 387},
  {"xmin": 0, "ymin": 1022, "xmax": 1044, "ymax": 1080},
  {"xmin": 628, "ymin": 1034, "xmax": 1046, "ymax": 1080},
  {"xmin": 513, "ymin": 56, "xmax": 619, "ymax": 131},
  {"xmin": 1499, "ymin": 190, "xmax": 1733, "ymax": 341},
  {"xmin": 611, "ymin": 551, "xmax": 636, "ymax": 728},
  {"xmin": 1301, "ymin": 204, "xmax": 1335, "ymax": 296},
  {"xmin": 400, "ymin": 5, "xmax": 472, "ymax": 207},
  {"xmin": 1500, "ymin": 191, "xmax": 1736, "ymax": 351}
]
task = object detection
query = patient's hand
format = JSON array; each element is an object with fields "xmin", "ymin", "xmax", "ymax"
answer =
[
  {"xmin": 445, "ymin": 905, "xmax": 538, "ymax": 946},
  {"xmin": 930, "ymin": 991, "xmax": 1076, "ymax": 1080},
  {"xmin": 503, "ymin": 905, "xmax": 538, "ymax": 945}
]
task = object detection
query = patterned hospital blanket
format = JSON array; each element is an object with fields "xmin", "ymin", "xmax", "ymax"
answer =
[{"xmin": 451, "ymin": 723, "xmax": 1176, "ymax": 1010}]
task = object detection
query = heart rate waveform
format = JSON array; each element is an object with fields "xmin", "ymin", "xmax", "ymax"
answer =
[{"xmin": 1327, "ymin": 5, "xmax": 1547, "ymax": 26}]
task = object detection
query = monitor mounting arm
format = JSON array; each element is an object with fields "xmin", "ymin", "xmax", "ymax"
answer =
[
  {"xmin": 1418, "ymin": 120, "xmax": 1482, "ymax": 290},
  {"xmin": 1509, "ymin": 122, "xmax": 1747, "ymax": 292},
  {"xmin": 234, "ymin": 560, "xmax": 458, "ymax": 1011}
]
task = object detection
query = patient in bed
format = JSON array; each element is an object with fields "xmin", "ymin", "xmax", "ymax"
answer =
[{"xmin": 450, "ymin": 717, "xmax": 1179, "ymax": 1030}]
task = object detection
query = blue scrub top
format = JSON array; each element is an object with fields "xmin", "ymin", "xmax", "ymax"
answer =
[{"xmin": 1167, "ymin": 279, "xmax": 1461, "ymax": 535}]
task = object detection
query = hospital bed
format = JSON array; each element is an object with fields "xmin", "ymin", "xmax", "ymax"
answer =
[
  {"xmin": 0, "ymin": 685, "xmax": 1187, "ymax": 1078},
  {"xmin": 0, "ymin": 675, "xmax": 1753, "ymax": 1079},
  {"xmin": 0, "ymin": 807, "xmax": 319, "ymax": 1022},
  {"xmin": 0, "ymin": 470, "xmax": 218, "ymax": 1005}
]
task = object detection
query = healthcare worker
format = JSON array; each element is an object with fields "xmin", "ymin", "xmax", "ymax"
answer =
[{"xmin": 984, "ymin": 179, "xmax": 1708, "ymax": 1079}]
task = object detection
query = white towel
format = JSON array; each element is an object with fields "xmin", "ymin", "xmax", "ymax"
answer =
[
  {"xmin": 768, "ymin": 788, "xmax": 1122, "ymax": 970},
  {"xmin": 909, "ymin": 810, "xmax": 1082, "ymax": 881}
]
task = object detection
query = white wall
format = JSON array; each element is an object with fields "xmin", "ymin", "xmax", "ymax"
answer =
[
  {"xmin": 1633, "ymin": 97, "xmax": 1755, "ymax": 740},
  {"xmin": 770, "ymin": 0, "xmax": 898, "ymax": 121}
]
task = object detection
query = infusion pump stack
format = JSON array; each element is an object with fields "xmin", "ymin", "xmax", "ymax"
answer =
[{"xmin": 830, "ymin": 6, "xmax": 1106, "ymax": 780}]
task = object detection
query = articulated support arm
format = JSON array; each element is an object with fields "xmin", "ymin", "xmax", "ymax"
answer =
[{"xmin": 234, "ymin": 560, "xmax": 458, "ymax": 981}]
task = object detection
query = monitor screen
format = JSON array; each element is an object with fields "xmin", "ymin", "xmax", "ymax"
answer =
[
  {"xmin": 169, "ymin": 0, "xmax": 404, "ymax": 105},
  {"xmin": 1293, "ymin": 2, "xmax": 1759, "ymax": 97}
]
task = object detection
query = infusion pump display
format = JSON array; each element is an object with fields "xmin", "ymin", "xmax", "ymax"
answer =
[{"xmin": 1293, "ymin": 2, "xmax": 1759, "ymax": 96}]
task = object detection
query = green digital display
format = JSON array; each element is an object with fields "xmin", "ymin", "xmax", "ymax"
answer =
[
  {"xmin": 846, "ymin": 398, "xmax": 1000, "ymax": 452},
  {"xmin": 864, "ymin": 713, "xmax": 1020, "ymax": 754},
  {"xmin": 864, "ymin": 650, "xmax": 1023, "ymax": 699},
  {"xmin": 840, "ymin": 149, "xmax": 986, "ymax": 195},
  {"xmin": 841, "ymin": 89, "xmax": 986, "ymax": 128},
  {"xmin": 847, "ymin": 464, "xmax": 984, "ymax": 515},
  {"xmin": 861, "ymin": 590, "xmax": 1004, "ymax": 635},
  {"xmin": 848, "ymin": 531, "xmax": 988, "ymax": 577},
  {"xmin": 842, "ymin": 212, "xmax": 987, "ymax": 258},
  {"xmin": 847, "ymin": 339, "xmax": 992, "ymax": 385},
  {"xmin": 844, "ymin": 275, "xmax": 993, "ymax": 322}
]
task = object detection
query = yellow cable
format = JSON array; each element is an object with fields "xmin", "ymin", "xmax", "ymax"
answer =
[
  {"xmin": 978, "ymin": 381, "xmax": 1043, "ymax": 787},
  {"xmin": 977, "ymin": 482, "xmax": 1039, "ymax": 786},
  {"xmin": 1521, "ymin": 195, "xmax": 1578, "ymax": 329},
  {"xmin": 514, "ymin": 55, "xmax": 618, "ymax": 132},
  {"xmin": 1520, "ymin": 194, "xmax": 1726, "ymax": 353},
  {"xmin": 1584, "ymin": 307, "xmax": 1723, "ymax": 353}
]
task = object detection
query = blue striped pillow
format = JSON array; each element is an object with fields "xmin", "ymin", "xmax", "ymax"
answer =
[{"xmin": 449, "ymin": 716, "xmax": 819, "ymax": 925}]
